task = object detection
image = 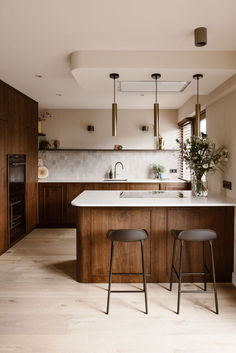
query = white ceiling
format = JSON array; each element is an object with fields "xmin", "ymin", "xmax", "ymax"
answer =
[{"xmin": 0, "ymin": 0, "xmax": 236, "ymax": 109}]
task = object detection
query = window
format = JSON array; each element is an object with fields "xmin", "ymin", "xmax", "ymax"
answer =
[
  {"xmin": 178, "ymin": 118, "xmax": 193, "ymax": 180},
  {"xmin": 200, "ymin": 110, "xmax": 207, "ymax": 134},
  {"xmin": 178, "ymin": 111, "xmax": 207, "ymax": 180}
]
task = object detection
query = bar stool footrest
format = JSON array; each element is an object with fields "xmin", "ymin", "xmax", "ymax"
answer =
[
  {"xmin": 181, "ymin": 289, "xmax": 216, "ymax": 294},
  {"xmin": 111, "ymin": 290, "xmax": 145, "ymax": 293}
]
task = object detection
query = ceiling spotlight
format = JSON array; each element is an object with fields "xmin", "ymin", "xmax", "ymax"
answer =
[
  {"xmin": 194, "ymin": 27, "xmax": 207, "ymax": 47},
  {"xmin": 56, "ymin": 93, "xmax": 62, "ymax": 96},
  {"xmin": 35, "ymin": 74, "xmax": 43, "ymax": 78}
]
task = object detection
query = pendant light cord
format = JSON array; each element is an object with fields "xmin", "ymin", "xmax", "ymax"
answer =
[
  {"xmin": 197, "ymin": 77, "xmax": 199, "ymax": 105},
  {"xmin": 155, "ymin": 79, "xmax": 157, "ymax": 104},
  {"xmin": 113, "ymin": 78, "xmax": 116, "ymax": 103}
]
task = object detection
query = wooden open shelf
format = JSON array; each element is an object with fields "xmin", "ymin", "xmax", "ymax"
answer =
[{"xmin": 38, "ymin": 148, "xmax": 179, "ymax": 152}]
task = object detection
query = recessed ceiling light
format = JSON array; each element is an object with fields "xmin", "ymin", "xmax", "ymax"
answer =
[
  {"xmin": 35, "ymin": 74, "xmax": 43, "ymax": 78},
  {"xmin": 56, "ymin": 93, "xmax": 62, "ymax": 96},
  {"xmin": 140, "ymin": 93, "xmax": 145, "ymax": 96},
  {"xmin": 118, "ymin": 81, "xmax": 191, "ymax": 93}
]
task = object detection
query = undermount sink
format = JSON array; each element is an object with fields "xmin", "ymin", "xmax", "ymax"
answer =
[
  {"xmin": 104, "ymin": 179, "xmax": 127, "ymax": 181},
  {"xmin": 120, "ymin": 190, "xmax": 185, "ymax": 198}
]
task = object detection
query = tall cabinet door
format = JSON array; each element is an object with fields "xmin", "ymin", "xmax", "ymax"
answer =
[
  {"xmin": 0, "ymin": 81, "xmax": 8, "ymax": 121},
  {"xmin": 0, "ymin": 167, "xmax": 8, "ymax": 253},
  {"xmin": 0, "ymin": 118, "xmax": 8, "ymax": 253}
]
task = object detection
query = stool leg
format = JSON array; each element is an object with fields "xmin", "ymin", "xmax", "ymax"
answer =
[
  {"xmin": 203, "ymin": 241, "xmax": 207, "ymax": 291},
  {"xmin": 177, "ymin": 240, "xmax": 184, "ymax": 314},
  {"xmin": 209, "ymin": 240, "xmax": 219, "ymax": 314},
  {"xmin": 141, "ymin": 240, "xmax": 148, "ymax": 314},
  {"xmin": 169, "ymin": 238, "xmax": 177, "ymax": 291},
  {"xmin": 106, "ymin": 240, "xmax": 114, "ymax": 314}
]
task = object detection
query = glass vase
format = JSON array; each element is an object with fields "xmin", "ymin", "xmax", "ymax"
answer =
[{"xmin": 191, "ymin": 172, "xmax": 208, "ymax": 197}]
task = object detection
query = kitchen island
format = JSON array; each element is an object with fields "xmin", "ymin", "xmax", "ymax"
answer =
[{"xmin": 72, "ymin": 190, "xmax": 235, "ymax": 283}]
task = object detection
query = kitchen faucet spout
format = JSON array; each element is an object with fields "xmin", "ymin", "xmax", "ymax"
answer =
[{"xmin": 114, "ymin": 161, "xmax": 124, "ymax": 179}]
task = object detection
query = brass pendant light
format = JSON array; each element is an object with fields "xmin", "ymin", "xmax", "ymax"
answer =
[
  {"xmin": 110, "ymin": 73, "xmax": 119, "ymax": 136},
  {"xmin": 151, "ymin": 73, "xmax": 161, "ymax": 137},
  {"xmin": 193, "ymin": 74, "xmax": 203, "ymax": 136}
]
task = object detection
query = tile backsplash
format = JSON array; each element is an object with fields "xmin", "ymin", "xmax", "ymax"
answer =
[{"xmin": 38, "ymin": 150, "xmax": 179, "ymax": 180}]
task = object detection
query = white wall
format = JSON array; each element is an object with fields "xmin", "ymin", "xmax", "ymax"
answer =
[{"xmin": 39, "ymin": 109, "xmax": 178, "ymax": 150}]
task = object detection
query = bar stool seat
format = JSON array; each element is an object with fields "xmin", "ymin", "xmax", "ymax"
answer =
[
  {"xmin": 106, "ymin": 229, "xmax": 148, "ymax": 315},
  {"xmin": 171, "ymin": 229, "xmax": 217, "ymax": 242},
  {"xmin": 169, "ymin": 228, "xmax": 219, "ymax": 315},
  {"xmin": 107, "ymin": 229, "xmax": 148, "ymax": 242}
]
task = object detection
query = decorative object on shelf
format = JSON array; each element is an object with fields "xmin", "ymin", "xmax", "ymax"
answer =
[
  {"xmin": 152, "ymin": 164, "xmax": 165, "ymax": 179},
  {"xmin": 194, "ymin": 27, "xmax": 207, "ymax": 47},
  {"xmin": 38, "ymin": 111, "xmax": 52, "ymax": 134},
  {"xmin": 151, "ymin": 73, "xmax": 161, "ymax": 137},
  {"xmin": 177, "ymin": 135, "xmax": 228, "ymax": 197},
  {"xmin": 39, "ymin": 140, "xmax": 51, "ymax": 150},
  {"xmin": 193, "ymin": 74, "xmax": 203, "ymax": 136},
  {"xmin": 110, "ymin": 73, "xmax": 119, "ymax": 136},
  {"xmin": 157, "ymin": 136, "xmax": 164, "ymax": 150},
  {"xmin": 87, "ymin": 125, "xmax": 95, "ymax": 131},
  {"xmin": 53, "ymin": 139, "xmax": 60, "ymax": 149},
  {"xmin": 38, "ymin": 159, "xmax": 49, "ymax": 179},
  {"xmin": 142, "ymin": 125, "xmax": 149, "ymax": 132},
  {"xmin": 114, "ymin": 145, "xmax": 123, "ymax": 150},
  {"xmin": 38, "ymin": 121, "xmax": 42, "ymax": 134}
]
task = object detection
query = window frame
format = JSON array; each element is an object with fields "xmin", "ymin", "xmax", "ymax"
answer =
[{"xmin": 178, "ymin": 110, "xmax": 206, "ymax": 180}]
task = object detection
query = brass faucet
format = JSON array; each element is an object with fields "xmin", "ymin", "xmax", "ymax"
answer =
[{"xmin": 114, "ymin": 161, "xmax": 124, "ymax": 179}]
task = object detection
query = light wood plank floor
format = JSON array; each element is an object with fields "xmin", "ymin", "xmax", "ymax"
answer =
[{"xmin": 0, "ymin": 228, "xmax": 236, "ymax": 353}]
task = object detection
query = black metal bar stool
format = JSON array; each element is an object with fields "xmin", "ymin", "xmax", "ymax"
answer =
[
  {"xmin": 169, "ymin": 229, "xmax": 219, "ymax": 314},
  {"xmin": 106, "ymin": 229, "xmax": 148, "ymax": 314}
]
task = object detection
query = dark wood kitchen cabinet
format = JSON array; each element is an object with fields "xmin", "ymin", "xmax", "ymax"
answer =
[
  {"xmin": 0, "ymin": 167, "xmax": 8, "ymax": 253},
  {"xmin": 39, "ymin": 183, "xmax": 66, "ymax": 226},
  {"xmin": 38, "ymin": 181, "xmax": 190, "ymax": 227},
  {"xmin": 160, "ymin": 182, "xmax": 191, "ymax": 190},
  {"xmin": 0, "ymin": 79, "xmax": 38, "ymax": 254}
]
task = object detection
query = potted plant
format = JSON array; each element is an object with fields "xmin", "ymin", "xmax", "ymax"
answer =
[
  {"xmin": 152, "ymin": 164, "xmax": 165, "ymax": 179},
  {"xmin": 177, "ymin": 135, "xmax": 228, "ymax": 197}
]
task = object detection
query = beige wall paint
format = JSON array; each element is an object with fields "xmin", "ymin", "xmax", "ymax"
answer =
[
  {"xmin": 178, "ymin": 74, "xmax": 236, "ymax": 122},
  {"xmin": 178, "ymin": 82, "xmax": 236, "ymax": 279},
  {"xmin": 206, "ymin": 90, "xmax": 236, "ymax": 277},
  {"xmin": 40, "ymin": 109, "xmax": 178, "ymax": 150}
]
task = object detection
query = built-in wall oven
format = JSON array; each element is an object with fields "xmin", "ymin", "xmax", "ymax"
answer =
[{"xmin": 8, "ymin": 154, "xmax": 26, "ymax": 244}]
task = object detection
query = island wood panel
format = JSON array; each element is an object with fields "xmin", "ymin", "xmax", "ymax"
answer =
[
  {"xmin": 166, "ymin": 207, "xmax": 234, "ymax": 282},
  {"xmin": 76, "ymin": 206, "xmax": 234, "ymax": 283},
  {"xmin": 66, "ymin": 183, "xmax": 85, "ymax": 226},
  {"xmin": 90, "ymin": 208, "xmax": 151, "ymax": 279}
]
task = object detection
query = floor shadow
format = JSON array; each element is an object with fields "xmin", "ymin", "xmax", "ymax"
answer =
[{"xmin": 48, "ymin": 260, "xmax": 77, "ymax": 280}]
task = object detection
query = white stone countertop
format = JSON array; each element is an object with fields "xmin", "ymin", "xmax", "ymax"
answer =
[
  {"xmin": 38, "ymin": 178, "xmax": 187, "ymax": 184},
  {"xmin": 71, "ymin": 190, "xmax": 236, "ymax": 207}
]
